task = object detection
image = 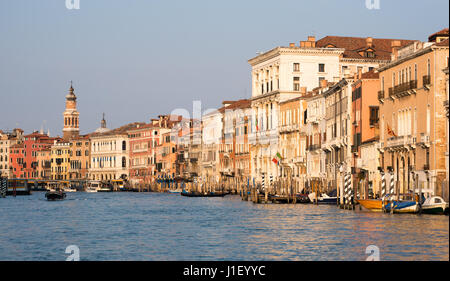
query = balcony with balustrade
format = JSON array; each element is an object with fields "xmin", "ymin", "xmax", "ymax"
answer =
[
  {"xmin": 418, "ymin": 133, "xmax": 430, "ymax": 148},
  {"xmin": 377, "ymin": 90, "xmax": 385, "ymax": 102},
  {"xmin": 384, "ymin": 135, "xmax": 417, "ymax": 150},
  {"xmin": 423, "ymin": 75, "xmax": 431, "ymax": 88},
  {"xmin": 389, "ymin": 80, "xmax": 418, "ymax": 99}
]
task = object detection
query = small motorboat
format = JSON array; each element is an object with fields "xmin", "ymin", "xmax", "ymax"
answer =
[
  {"xmin": 421, "ymin": 196, "xmax": 449, "ymax": 215},
  {"xmin": 168, "ymin": 188, "xmax": 183, "ymax": 194},
  {"xmin": 308, "ymin": 192, "xmax": 337, "ymax": 204},
  {"xmin": 45, "ymin": 190, "xmax": 66, "ymax": 201},
  {"xmin": 357, "ymin": 199, "xmax": 383, "ymax": 212}
]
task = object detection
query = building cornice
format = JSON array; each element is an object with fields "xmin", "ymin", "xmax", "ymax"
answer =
[
  {"xmin": 248, "ymin": 47, "xmax": 345, "ymax": 66},
  {"xmin": 323, "ymin": 79, "xmax": 348, "ymax": 97},
  {"xmin": 377, "ymin": 45, "xmax": 437, "ymax": 72},
  {"xmin": 340, "ymin": 57, "xmax": 389, "ymax": 64}
]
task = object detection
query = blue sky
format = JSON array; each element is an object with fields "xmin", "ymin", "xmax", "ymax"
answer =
[{"xmin": 0, "ymin": 0, "xmax": 448, "ymax": 136}]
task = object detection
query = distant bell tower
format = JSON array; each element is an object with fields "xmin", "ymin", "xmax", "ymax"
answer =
[
  {"xmin": 63, "ymin": 81, "xmax": 80, "ymax": 140},
  {"xmin": 101, "ymin": 113, "xmax": 107, "ymax": 129}
]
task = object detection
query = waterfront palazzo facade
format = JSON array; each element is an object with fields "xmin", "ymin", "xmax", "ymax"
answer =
[{"xmin": 2, "ymin": 29, "xmax": 448, "ymax": 202}]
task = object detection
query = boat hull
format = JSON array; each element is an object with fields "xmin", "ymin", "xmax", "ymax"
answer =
[
  {"xmin": 45, "ymin": 191, "xmax": 66, "ymax": 201},
  {"xmin": 384, "ymin": 201, "xmax": 419, "ymax": 213},
  {"xmin": 421, "ymin": 204, "xmax": 448, "ymax": 215},
  {"xmin": 357, "ymin": 199, "xmax": 383, "ymax": 212},
  {"xmin": 181, "ymin": 191, "xmax": 227, "ymax": 197},
  {"xmin": 168, "ymin": 189, "xmax": 182, "ymax": 194}
]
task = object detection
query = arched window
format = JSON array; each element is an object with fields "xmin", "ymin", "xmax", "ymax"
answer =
[{"xmin": 122, "ymin": 157, "xmax": 126, "ymax": 168}]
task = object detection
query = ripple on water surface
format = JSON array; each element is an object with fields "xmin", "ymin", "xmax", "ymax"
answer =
[{"xmin": 0, "ymin": 192, "xmax": 448, "ymax": 261}]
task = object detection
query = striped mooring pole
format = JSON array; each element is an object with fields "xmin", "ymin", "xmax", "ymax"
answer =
[
  {"xmin": 389, "ymin": 172, "xmax": 395, "ymax": 195},
  {"xmin": 381, "ymin": 172, "xmax": 386, "ymax": 198},
  {"xmin": 261, "ymin": 174, "xmax": 265, "ymax": 192},
  {"xmin": 1, "ymin": 177, "xmax": 7, "ymax": 198},
  {"xmin": 347, "ymin": 173, "xmax": 353, "ymax": 205},
  {"xmin": 344, "ymin": 174, "xmax": 349, "ymax": 205}
]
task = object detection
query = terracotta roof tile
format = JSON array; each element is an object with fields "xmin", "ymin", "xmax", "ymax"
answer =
[
  {"xmin": 316, "ymin": 36, "xmax": 415, "ymax": 61},
  {"xmin": 435, "ymin": 38, "xmax": 449, "ymax": 47},
  {"xmin": 360, "ymin": 69, "xmax": 379, "ymax": 79},
  {"xmin": 428, "ymin": 28, "xmax": 449, "ymax": 42}
]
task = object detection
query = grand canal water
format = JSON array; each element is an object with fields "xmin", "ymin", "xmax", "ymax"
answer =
[{"xmin": 0, "ymin": 192, "xmax": 448, "ymax": 261}]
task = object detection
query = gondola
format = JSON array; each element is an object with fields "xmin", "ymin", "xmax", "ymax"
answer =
[
  {"xmin": 180, "ymin": 189, "xmax": 228, "ymax": 197},
  {"xmin": 45, "ymin": 190, "xmax": 66, "ymax": 201}
]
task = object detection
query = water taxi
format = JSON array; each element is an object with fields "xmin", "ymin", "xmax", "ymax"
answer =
[
  {"xmin": 60, "ymin": 181, "xmax": 76, "ymax": 192},
  {"xmin": 86, "ymin": 181, "xmax": 100, "ymax": 193}
]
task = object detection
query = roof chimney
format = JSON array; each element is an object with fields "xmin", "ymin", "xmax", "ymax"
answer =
[
  {"xmin": 391, "ymin": 40, "xmax": 401, "ymax": 53},
  {"xmin": 289, "ymin": 43, "xmax": 295, "ymax": 48},
  {"xmin": 300, "ymin": 87, "xmax": 307, "ymax": 95},
  {"xmin": 320, "ymin": 79, "xmax": 328, "ymax": 88},
  {"xmin": 357, "ymin": 68, "xmax": 362, "ymax": 79},
  {"xmin": 366, "ymin": 37, "xmax": 373, "ymax": 47},
  {"xmin": 390, "ymin": 40, "xmax": 402, "ymax": 60},
  {"xmin": 308, "ymin": 36, "xmax": 316, "ymax": 47}
]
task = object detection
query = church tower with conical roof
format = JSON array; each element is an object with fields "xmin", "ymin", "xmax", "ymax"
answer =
[{"xmin": 63, "ymin": 82, "xmax": 80, "ymax": 140}]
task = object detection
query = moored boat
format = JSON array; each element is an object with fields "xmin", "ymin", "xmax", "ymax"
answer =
[
  {"xmin": 308, "ymin": 192, "xmax": 337, "ymax": 204},
  {"xmin": 97, "ymin": 181, "xmax": 113, "ymax": 192},
  {"xmin": 295, "ymin": 193, "xmax": 310, "ymax": 203},
  {"xmin": 357, "ymin": 199, "xmax": 383, "ymax": 212},
  {"xmin": 180, "ymin": 189, "xmax": 228, "ymax": 197},
  {"xmin": 421, "ymin": 196, "xmax": 449, "ymax": 215},
  {"xmin": 384, "ymin": 200, "xmax": 419, "ymax": 213},
  {"xmin": 168, "ymin": 188, "xmax": 183, "ymax": 194},
  {"xmin": 86, "ymin": 181, "xmax": 100, "ymax": 193}
]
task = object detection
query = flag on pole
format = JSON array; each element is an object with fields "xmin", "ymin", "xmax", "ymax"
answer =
[
  {"xmin": 272, "ymin": 158, "xmax": 278, "ymax": 165},
  {"xmin": 276, "ymin": 152, "xmax": 282, "ymax": 161},
  {"xmin": 387, "ymin": 124, "xmax": 397, "ymax": 137}
]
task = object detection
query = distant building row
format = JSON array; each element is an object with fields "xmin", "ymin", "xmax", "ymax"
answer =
[{"xmin": 1, "ymin": 29, "xmax": 448, "ymax": 200}]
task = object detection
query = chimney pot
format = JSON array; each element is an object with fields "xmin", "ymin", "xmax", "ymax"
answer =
[
  {"xmin": 308, "ymin": 36, "xmax": 316, "ymax": 42},
  {"xmin": 289, "ymin": 43, "xmax": 295, "ymax": 47},
  {"xmin": 366, "ymin": 37, "xmax": 373, "ymax": 47}
]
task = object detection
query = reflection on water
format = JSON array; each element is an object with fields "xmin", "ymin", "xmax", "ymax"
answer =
[{"xmin": 0, "ymin": 192, "xmax": 448, "ymax": 261}]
